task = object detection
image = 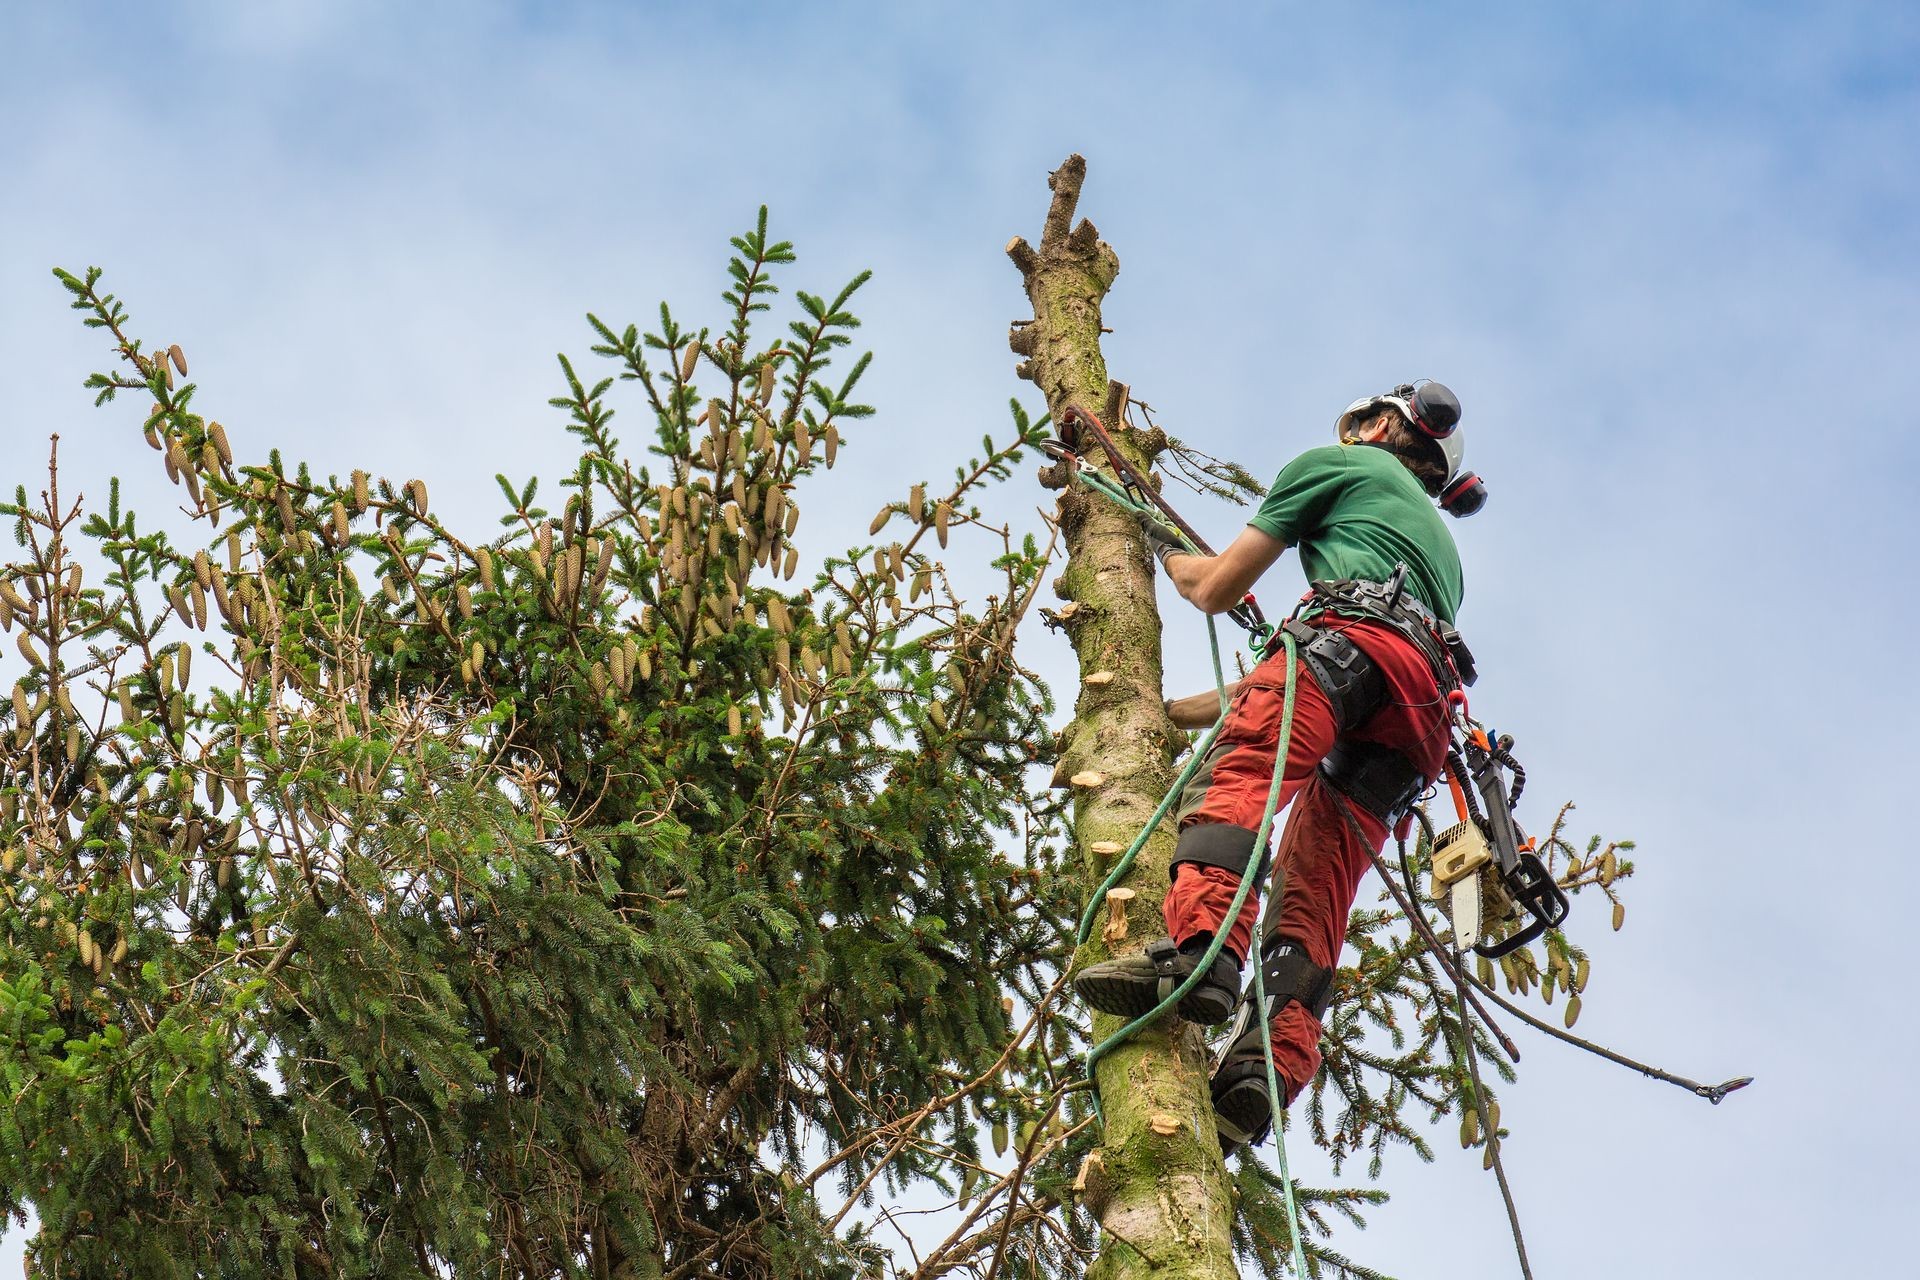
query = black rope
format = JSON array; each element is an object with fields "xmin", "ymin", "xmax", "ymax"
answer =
[
  {"xmin": 1333, "ymin": 793, "xmax": 1520, "ymax": 1062},
  {"xmin": 1450, "ymin": 953, "xmax": 1537, "ymax": 1280},
  {"xmin": 1466, "ymin": 975, "xmax": 1754, "ymax": 1104},
  {"xmin": 1447, "ymin": 746, "xmax": 1487, "ymax": 826},
  {"xmin": 1492, "ymin": 734, "xmax": 1526, "ymax": 810},
  {"xmin": 1409, "ymin": 806, "xmax": 1749, "ymax": 1100}
]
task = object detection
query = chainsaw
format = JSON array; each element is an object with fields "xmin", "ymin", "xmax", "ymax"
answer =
[{"xmin": 1429, "ymin": 722, "xmax": 1570, "ymax": 958}]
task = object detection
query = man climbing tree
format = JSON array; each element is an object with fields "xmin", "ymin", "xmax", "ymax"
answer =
[
  {"xmin": 1072, "ymin": 381, "xmax": 1484, "ymax": 1150},
  {"xmin": 1013, "ymin": 153, "xmax": 1747, "ymax": 1280}
]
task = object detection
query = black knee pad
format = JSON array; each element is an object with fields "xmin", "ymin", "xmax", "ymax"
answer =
[{"xmin": 1171, "ymin": 822, "xmax": 1270, "ymax": 885}]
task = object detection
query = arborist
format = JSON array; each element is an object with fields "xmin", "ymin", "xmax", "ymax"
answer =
[{"xmin": 1072, "ymin": 381, "xmax": 1487, "ymax": 1150}]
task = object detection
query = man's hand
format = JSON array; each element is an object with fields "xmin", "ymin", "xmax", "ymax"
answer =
[{"xmin": 1136, "ymin": 507, "xmax": 1188, "ymax": 563}]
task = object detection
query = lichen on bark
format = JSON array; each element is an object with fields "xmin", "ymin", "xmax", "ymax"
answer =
[{"xmin": 1008, "ymin": 154, "xmax": 1239, "ymax": 1279}]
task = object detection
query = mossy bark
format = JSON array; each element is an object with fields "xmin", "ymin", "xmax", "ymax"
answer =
[{"xmin": 1008, "ymin": 155, "xmax": 1239, "ymax": 1279}]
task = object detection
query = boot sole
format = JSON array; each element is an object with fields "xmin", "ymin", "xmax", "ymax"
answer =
[
  {"xmin": 1072, "ymin": 972, "xmax": 1239, "ymax": 1026},
  {"xmin": 1178, "ymin": 985, "xmax": 1239, "ymax": 1026},
  {"xmin": 1212, "ymin": 1072, "xmax": 1273, "ymax": 1149}
]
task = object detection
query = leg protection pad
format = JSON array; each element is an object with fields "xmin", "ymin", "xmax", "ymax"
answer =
[
  {"xmin": 1171, "ymin": 821, "xmax": 1268, "ymax": 884},
  {"xmin": 1319, "ymin": 739, "xmax": 1425, "ymax": 827},
  {"xmin": 1257, "ymin": 933, "xmax": 1337, "ymax": 1023},
  {"xmin": 1208, "ymin": 933, "xmax": 1334, "ymax": 1152},
  {"xmin": 1282, "ymin": 618, "xmax": 1387, "ymax": 733}
]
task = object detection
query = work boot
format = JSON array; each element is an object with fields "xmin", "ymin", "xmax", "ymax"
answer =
[
  {"xmin": 1072, "ymin": 937, "xmax": 1242, "ymax": 1027},
  {"xmin": 1210, "ymin": 1055, "xmax": 1274, "ymax": 1154},
  {"xmin": 1209, "ymin": 1019, "xmax": 1275, "ymax": 1154}
]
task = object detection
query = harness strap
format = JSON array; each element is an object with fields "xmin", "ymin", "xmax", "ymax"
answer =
[
  {"xmin": 1306, "ymin": 575, "xmax": 1478, "ymax": 688},
  {"xmin": 1145, "ymin": 937, "xmax": 1189, "ymax": 1006}
]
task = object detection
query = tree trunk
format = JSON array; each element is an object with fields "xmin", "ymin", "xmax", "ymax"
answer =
[{"xmin": 1008, "ymin": 155, "xmax": 1239, "ymax": 1279}]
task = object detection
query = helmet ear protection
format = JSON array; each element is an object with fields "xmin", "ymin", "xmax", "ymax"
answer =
[
  {"xmin": 1438, "ymin": 470, "xmax": 1486, "ymax": 518},
  {"xmin": 1406, "ymin": 381, "xmax": 1461, "ymax": 440},
  {"xmin": 1334, "ymin": 380, "xmax": 1486, "ymax": 518}
]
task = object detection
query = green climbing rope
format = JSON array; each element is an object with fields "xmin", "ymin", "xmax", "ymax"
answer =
[{"xmin": 1070, "ymin": 470, "xmax": 1311, "ymax": 1277}]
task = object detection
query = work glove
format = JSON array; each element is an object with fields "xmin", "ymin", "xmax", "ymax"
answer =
[{"xmin": 1137, "ymin": 507, "xmax": 1188, "ymax": 566}]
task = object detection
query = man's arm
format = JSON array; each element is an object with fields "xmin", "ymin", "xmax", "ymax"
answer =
[
  {"xmin": 1165, "ymin": 682, "xmax": 1242, "ymax": 729},
  {"xmin": 1160, "ymin": 524, "xmax": 1289, "ymax": 615}
]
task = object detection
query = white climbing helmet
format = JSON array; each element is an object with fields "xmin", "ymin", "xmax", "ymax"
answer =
[{"xmin": 1334, "ymin": 381, "xmax": 1485, "ymax": 517}]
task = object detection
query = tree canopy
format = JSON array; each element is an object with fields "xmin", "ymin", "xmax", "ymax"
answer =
[{"xmin": 0, "ymin": 210, "xmax": 1651, "ymax": 1280}]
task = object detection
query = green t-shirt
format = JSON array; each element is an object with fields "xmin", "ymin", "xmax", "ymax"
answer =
[{"xmin": 1248, "ymin": 443, "xmax": 1465, "ymax": 624}]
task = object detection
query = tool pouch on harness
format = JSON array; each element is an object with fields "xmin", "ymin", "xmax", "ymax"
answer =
[{"xmin": 1279, "ymin": 618, "xmax": 1386, "ymax": 733}]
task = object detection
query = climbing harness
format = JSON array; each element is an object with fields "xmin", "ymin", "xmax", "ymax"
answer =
[
  {"xmin": 1299, "ymin": 565, "xmax": 1478, "ymax": 690},
  {"xmin": 1280, "ymin": 566, "xmax": 1568, "ymax": 956}
]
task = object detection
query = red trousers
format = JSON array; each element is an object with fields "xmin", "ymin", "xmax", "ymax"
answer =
[{"xmin": 1163, "ymin": 617, "xmax": 1451, "ymax": 1103}]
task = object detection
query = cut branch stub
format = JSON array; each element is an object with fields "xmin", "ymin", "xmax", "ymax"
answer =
[
  {"xmin": 1103, "ymin": 886, "xmax": 1136, "ymax": 943},
  {"xmin": 1042, "ymin": 154, "xmax": 1084, "ymax": 247}
]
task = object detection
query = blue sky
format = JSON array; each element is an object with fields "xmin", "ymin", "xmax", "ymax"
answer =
[{"xmin": 3, "ymin": 2, "xmax": 1917, "ymax": 1275}]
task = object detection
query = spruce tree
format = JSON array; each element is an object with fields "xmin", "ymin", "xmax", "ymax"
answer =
[
  {"xmin": 0, "ymin": 192, "xmax": 1691, "ymax": 1280},
  {"xmin": 1, "ymin": 218, "xmax": 1076, "ymax": 1278}
]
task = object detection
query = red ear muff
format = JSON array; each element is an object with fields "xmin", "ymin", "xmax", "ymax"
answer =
[
  {"xmin": 1440, "ymin": 471, "xmax": 1486, "ymax": 518},
  {"xmin": 1409, "ymin": 382, "xmax": 1462, "ymax": 439}
]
